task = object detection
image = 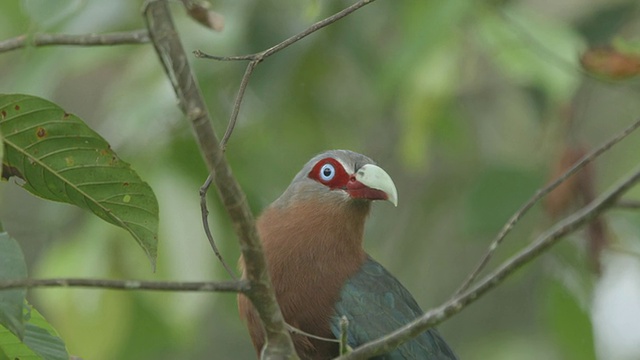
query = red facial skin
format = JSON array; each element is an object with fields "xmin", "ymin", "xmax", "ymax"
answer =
[{"xmin": 308, "ymin": 157, "xmax": 389, "ymax": 201}]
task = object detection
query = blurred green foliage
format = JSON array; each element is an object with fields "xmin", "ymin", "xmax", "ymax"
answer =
[{"xmin": 1, "ymin": 0, "xmax": 640, "ymax": 359}]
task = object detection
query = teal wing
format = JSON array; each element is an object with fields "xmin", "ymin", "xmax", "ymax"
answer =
[{"xmin": 330, "ymin": 257, "xmax": 458, "ymax": 359}]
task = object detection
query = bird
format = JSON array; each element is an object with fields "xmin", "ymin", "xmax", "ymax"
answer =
[{"xmin": 238, "ymin": 150, "xmax": 458, "ymax": 359}]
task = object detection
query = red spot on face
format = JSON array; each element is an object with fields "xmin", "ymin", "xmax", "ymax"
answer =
[
  {"xmin": 308, "ymin": 157, "xmax": 350, "ymax": 189},
  {"xmin": 36, "ymin": 127, "xmax": 46, "ymax": 138},
  {"xmin": 14, "ymin": 105, "xmax": 20, "ymax": 111}
]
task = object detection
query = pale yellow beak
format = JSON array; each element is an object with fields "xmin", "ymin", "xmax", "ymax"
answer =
[{"xmin": 354, "ymin": 164, "xmax": 398, "ymax": 206}]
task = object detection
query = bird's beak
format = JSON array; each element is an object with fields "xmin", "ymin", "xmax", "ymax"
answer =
[{"xmin": 346, "ymin": 164, "xmax": 398, "ymax": 206}]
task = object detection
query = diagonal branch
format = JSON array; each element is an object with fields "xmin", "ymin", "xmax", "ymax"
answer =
[
  {"xmin": 337, "ymin": 163, "xmax": 640, "ymax": 359},
  {"xmin": 142, "ymin": 1, "xmax": 298, "ymax": 358},
  {"xmin": 195, "ymin": 0, "xmax": 380, "ymax": 148},
  {"xmin": 193, "ymin": 0, "xmax": 378, "ymax": 62},
  {"xmin": 453, "ymin": 117, "xmax": 640, "ymax": 296},
  {"xmin": 0, "ymin": 30, "xmax": 150, "ymax": 53},
  {"xmin": 0, "ymin": 278, "xmax": 248, "ymax": 293}
]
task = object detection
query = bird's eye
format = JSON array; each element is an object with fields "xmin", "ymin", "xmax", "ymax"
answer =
[{"xmin": 319, "ymin": 163, "xmax": 335, "ymax": 181}]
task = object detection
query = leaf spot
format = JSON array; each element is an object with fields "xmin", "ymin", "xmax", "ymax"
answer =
[
  {"xmin": 14, "ymin": 105, "xmax": 20, "ymax": 111},
  {"xmin": 123, "ymin": 195, "xmax": 131, "ymax": 203},
  {"xmin": 63, "ymin": 112, "xmax": 70, "ymax": 119},
  {"xmin": 122, "ymin": 182, "xmax": 130, "ymax": 187},
  {"xmin": 36, "ymin": 127, "xmax": 47, "ymax": 138},
  {"xmin": 1, "ymin": 110, "xmax": 6, "ymax": 119},
  {"xmin": 65, "ymin": 157, "xmax": 75, "ymax": 166}
]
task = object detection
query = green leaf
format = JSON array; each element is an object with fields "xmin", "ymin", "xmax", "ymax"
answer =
[
  {"xmin": 0, "ymin": 94, "xmax": 158, "ymax": 267},
  {"xmin": 0, "ymin": 303, "xmax": 69, "ymax": 360},
  {"xmin": 0, "ymin": 229, "xmax": 27, "ymax": 339}
]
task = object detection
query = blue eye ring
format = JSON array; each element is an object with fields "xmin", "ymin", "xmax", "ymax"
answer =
[{"xmin": 320, "ymin": 163, "xmax": 335, "ymax": 181}]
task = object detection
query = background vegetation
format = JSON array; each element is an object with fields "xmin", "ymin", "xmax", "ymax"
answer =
[{"xmin": 2, "ymin": 0, "xmax": 640, "ymax": 359}]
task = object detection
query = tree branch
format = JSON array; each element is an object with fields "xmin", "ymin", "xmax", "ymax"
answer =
[
  {"xmin": 0, "ymin": 30, "xmax": 150, "ymax": 53},
  {"xmin": 337, "ymin": 164, "xmax": 640, "ymax": 359},
  {"xmin": 615, "ymin": 199, "xmax": 640, "ymax": 209},
  {"xmin": 454, "ymin": 117, "xmax": 640, "ymax": 296},
  {"xmin": 0, "ymin": 278, "xmax": 248, "ymax": 293},
  {"xmin": 193, "ymin": 0, "xmax": 378, "ymax": 62},
  {"xmin": 142, "ymin": 1, "xmax": 298, "ymax": 358}
]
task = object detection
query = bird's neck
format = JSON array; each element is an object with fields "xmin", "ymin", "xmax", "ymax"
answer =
[{"xmin": 258, "ymin": 199, "xmax": 370, "ymax": 278}]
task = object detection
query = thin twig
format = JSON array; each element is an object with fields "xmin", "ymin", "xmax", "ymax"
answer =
[
  {"xmin": 337, "ymin": 164, "xmax": 640, "ymax": 359},
  {"xmin": 200, "ymin": 174, "xmax": 239, "ymax": 279},
  {"xmin": 453, "ymin": 117, "xmax": 640, "ymax": 296},
  {"xmin": 197, "ymin": 37, "xmax": 261, "ymax": 284},
  {"xmin": 286, "ymin": 324, "xmax": 340, "ymax": 343},
  {"xmin": 0, "ymin": 30, "xmax": 150, "ymax": 53},
  {"xmin": 615, "ymin": 199, "xmax": 640, "ymax": 209},
  {"xmin": 193, "ymin": 51, "xmax": 255, "ymax": 61},
  {"xmin": 220, "ymin": 59, "xmax": 259, "ymax": 150},
  {"xmin": 0, "ymin": 278, "xmax": 249, "ymax": 293},
  {"xmin": 194, "ymin": 0, "xmax": 378, "ymax": 62}
]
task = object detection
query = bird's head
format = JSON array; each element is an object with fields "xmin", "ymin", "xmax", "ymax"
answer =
[{"xmin": 273, "ymin": 150, "xmax": 398, "ymax": 208}]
